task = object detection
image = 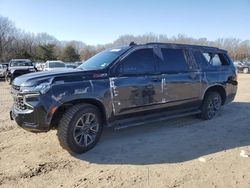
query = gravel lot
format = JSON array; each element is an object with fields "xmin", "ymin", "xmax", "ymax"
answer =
[{"xmin": 0, "ymin": 74, "xmax": 250, "ymax": 188}]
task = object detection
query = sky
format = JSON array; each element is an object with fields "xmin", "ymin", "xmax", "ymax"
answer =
[{"xmin": 0, "ymin": 0, "xmax": 249, "ymax": 45}]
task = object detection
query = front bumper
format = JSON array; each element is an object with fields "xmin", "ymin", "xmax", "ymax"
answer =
[{"xmin": 10, "ymin": 95, "xmax": 51, "ymax": 132}]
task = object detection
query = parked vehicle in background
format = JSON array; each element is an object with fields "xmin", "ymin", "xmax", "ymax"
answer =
[
  {"xmin": 233, "ymin": 61, "xmax": 241, "ymax": 67},
  {"xmin": 44, "ymin": 60, "xmax": 66, "ymax": 71},
  {"xmin": 236, "ymin": 61, "xmax": 250, "ymax": 74},
  {"xmin": 65, "ymin": 63, "xmax": 78, "ymax": 69},
  {"xmin": 10, "ymin": 43, "xmax": 237, "ymax": 154},
  {"xmin": 6, "ymin": 59, "xmax": 36, "ymax": 84},
  {"xmin": 2, "ymin": 63, "xmax": 9, "ymax": 69},
  {"xmin": 0, "ymin": 64, "xmax": 7, "ymax": 78},
  {"xmin": 75, "ymin": 61, "xmax": 83, "ymax": 66},
  {"xmin": 34, "ymin": 62, "xmax": 45, "ymax": 71}
]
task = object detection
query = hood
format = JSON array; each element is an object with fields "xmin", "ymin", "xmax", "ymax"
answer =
[{"xmin": 12, "ymin": 68, "xmax": 93, "ymax": 87}]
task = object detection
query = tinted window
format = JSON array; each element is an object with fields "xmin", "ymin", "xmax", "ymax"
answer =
[
  {"xmin": 202, "ymin": 53, "xmax": 229, "ymax": 66},
  {"xmin": 193, "ymin": 51, "xmax": 209, "ymax": 68},
  {"xmin": 160, "ymin": 48, "xmax": 189, "ymax": 72},
  {"xmin": 121, "ymin": 48, "xmax": 155, "ymax": 74}
]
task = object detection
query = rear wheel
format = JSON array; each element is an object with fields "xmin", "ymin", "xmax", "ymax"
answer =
[
  {"xmin": 243, "ymin": 68, "xmax": 249, "ymax": 74},
  {"xmin": 57, "ymin": 104, "xmax": 103, "ymax": 154},
  {"xmin": 200, "ymin": 92, "xmax": 222, "ymax": 120}
]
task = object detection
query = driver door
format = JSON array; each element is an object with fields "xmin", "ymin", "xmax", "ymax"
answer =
[{"xmin": 109, "ymin": 47, "xmax": 163, "ymax": 116}]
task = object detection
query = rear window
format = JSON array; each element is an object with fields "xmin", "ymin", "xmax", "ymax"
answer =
[{"xmin": 159, "ymin": 48, "xmax": 189, "ymax": 72}]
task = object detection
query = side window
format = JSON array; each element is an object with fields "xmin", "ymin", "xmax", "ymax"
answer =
[
  {"xmin": 212, "ymin": 54, "xmax": 222, "ymax": 66},
  {"xmin": 202, "ymin": 53, "xmax": 229, "ymax": 66},
  {"xmin": 159, "ymin": 48, "xmax": 189, "ymax": 72},
  {"xmin": 193, "ymin": 51, "xmax": 209, "ymax": 68},
  {"xmin": 121, "ymin": 48, "xmax": 155, "ymax": 74}
]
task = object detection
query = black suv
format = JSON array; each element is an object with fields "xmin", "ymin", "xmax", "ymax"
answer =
[
  {"xmin": 10, "ymin": 43, "xmax": 237, "ymax": 153},
  {"xmin": 6, "ymin": 59, "xmax": 37, "ymax": 84}
]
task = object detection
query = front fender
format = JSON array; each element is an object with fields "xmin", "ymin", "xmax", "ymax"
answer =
[{"xmin": 43, "ymin": 79, "xmax": 112, "ymax": 126}]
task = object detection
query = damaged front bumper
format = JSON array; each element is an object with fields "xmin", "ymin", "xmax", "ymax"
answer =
[{"xmin": 10, "ymin": 93, "xmax": 51, "ymax": 132}]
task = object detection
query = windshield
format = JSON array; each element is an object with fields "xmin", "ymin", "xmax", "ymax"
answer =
[
  {"xmin": 78, "ymin": 47, "xmax": 130, "ymax": 71},
  {"xmin": 10, "ymin": 61, "xmax": 33, "ymax": 67},
  {"xmin": 48, "ymin": 62, "xmax": 65, "ymax": 68}
]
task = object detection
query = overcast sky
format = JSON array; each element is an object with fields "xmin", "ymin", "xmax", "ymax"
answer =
[{"xmin": 0, "ymin": 0, "xmax": 249, "ymax": 45}]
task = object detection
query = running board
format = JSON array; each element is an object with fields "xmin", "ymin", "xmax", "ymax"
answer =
[{"xmin": 113, "ymin": 109, "xmax": 201, "ymax": 130}]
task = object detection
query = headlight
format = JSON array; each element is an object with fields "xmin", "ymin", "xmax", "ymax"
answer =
[
  {"xmin": 20, "ymin": 78, "xmax": 53, "ymax": 94},
  {"xmin": 29, "ymin": 68, "xmax": 36, "ymax": 72}
]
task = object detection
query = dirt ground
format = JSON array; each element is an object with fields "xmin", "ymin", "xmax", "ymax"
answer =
[{"xmin": 0, "ymin": 74, "xmax": 250, "ymax": 188}]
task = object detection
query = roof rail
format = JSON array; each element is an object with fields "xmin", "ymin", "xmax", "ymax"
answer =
[{"xmin": 145, "ymin": 42, "xmax": 222, "ymax": 50}]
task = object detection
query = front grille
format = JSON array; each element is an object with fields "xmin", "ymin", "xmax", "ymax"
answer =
[{"xmin": 13, "ymin": 95, "xmax": 27, "ymax": 110}]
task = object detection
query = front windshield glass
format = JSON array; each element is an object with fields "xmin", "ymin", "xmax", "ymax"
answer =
[
  {"xmin": 78, "ymin": 47, "xmax": 130, "ymax": 71},
  {"xmin": 49, "ymin": 62, "xmax": 65, "ymax": 68},
  {"xmin": 10, "ymin": 61, "xmax": 33, "ymax": 67}
]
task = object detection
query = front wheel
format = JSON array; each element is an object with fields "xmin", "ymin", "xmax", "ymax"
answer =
[
  {"xmin": 200, "ymin": 92, "xmax": 222, "ymax": 120},
  {"xmin": 57, "ymin": 104, "xmax": 103, "ymax": 154}
]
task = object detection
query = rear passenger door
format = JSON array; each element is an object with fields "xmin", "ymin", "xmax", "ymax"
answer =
[
  {"xmin": 156, "ymin": 47, "xmax": 201, "ymax": 108},
  {"xmin": 110, "ymin": 47, "xmax": 163, "ymax": 115}
]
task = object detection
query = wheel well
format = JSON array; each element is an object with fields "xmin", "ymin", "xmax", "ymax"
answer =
[
  {"xmin": 203, "ymin": 85, "xmax": 226, "ymax": 105},
  {"xmin": 50, "ymin": 99, "xmax": 107, "ymax": 128}
]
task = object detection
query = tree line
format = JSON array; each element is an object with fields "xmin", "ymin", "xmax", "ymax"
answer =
[{"xmin": 1, "ymin": 15, "xmax": 250, "ymax": 63}]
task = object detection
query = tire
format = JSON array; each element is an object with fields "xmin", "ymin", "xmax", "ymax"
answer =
[
  {"xmin": 200, "ymin": 92, "xmax": 222, "ymax": 120},
  {"xmin": 243, "ymin": 68, "xmax": 249, "ymax": 74},
  {"xmin": 57, "ymin": 104, "xmax": 103, "ymax": 154}
]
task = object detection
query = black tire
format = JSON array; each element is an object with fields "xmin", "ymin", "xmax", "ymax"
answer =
[
  {"xmin": 57, "ymin": 104, "xmax": 103, "ymax": 154},
  {"xmin": 200, "ymin": 92, "xmax": 222, "ymax": 120}
]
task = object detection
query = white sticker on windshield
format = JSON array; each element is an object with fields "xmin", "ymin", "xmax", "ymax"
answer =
[{"xmin": 110, "ymin": 49, "xmax": 121, "ymax": 52}]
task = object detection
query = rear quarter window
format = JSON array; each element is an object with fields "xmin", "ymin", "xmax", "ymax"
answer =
[{"xmin": 193, "ymin": 51, "xmax": 230, "ymax": 68}]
